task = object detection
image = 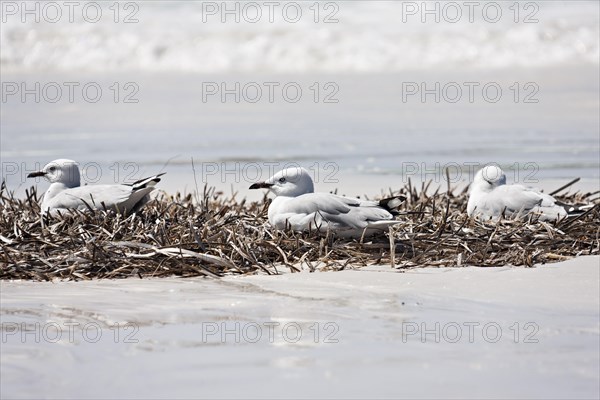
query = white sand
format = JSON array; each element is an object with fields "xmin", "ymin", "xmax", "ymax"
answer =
[{"xmin": 1, "ymin": 256, "xmax": 598, "ymax": 399}]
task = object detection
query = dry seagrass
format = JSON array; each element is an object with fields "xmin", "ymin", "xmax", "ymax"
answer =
[{"xmin": 1, "ymin": 178, "xmax": 598, "ymax": 281}]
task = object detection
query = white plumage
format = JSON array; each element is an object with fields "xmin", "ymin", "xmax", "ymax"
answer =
[
  {"xmin": 28, "ymin": 159, "xmax": 163, "ymax": 216},
  {"xmin": 250, "ymin": 167, "xmax": 404, "ymax": 237},
  {"xmin": 467, "ymin": 165, "xmax": 584, "ymax": 221}
]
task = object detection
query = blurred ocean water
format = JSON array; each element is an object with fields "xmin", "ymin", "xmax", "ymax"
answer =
[{"xmin": 1, "ymin": 1, "xmax": 598, "ymax": 73}]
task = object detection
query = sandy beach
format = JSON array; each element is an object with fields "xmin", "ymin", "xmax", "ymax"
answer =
[{"xmin": 1, "ymin": 256, "xmax": 599, "ymax": 399}]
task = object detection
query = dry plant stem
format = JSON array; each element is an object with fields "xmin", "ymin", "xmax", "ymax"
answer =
[{"xmin": 0, "ymin": 179, "xmax": 598, "ymax": 281}]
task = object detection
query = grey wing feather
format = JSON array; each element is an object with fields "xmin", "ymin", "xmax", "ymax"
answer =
[
  {"xmin": 278, "ymin": 193, "xmax": 394, "ymax": 230},
  {"xmin": 484, "ymin": 185, "xmax": 567, "ymax": 220},
  {"xmin": 283, "ymin": 193, "xmax": 355, "ymax": 215},
  {"xmin": 490, "ymin": 185, "xmax": 543, "ymax": 214},
  {"xmin": 47, "ymin": 185, "xmax": 153, "ymax": 214}
]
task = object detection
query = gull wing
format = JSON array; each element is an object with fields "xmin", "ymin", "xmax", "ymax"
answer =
[
  {"xmin": 43, "ymin": 173, "xmax": 163, "ymax": 216},
  {"xmin": 271, "ymin": 193, "xmax": 395, "ymax": 231},
  {"xmin": 481, "ymin": 185, "xmax": 567, "ymax": 220}
]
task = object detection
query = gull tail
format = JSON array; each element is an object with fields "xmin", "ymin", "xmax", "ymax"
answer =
[
  {"xmin": 558, "ymin": 201, "xmax": 595, "ymax": 217},
  {"xmin": 130, "ymin": 173, "xmax": 165, "ymax": 190},
  {"xmin": 125, "ymin": 173, "xmax": 165, "ymax": 214},
  {"xmin": 378, "ymin": 195, "xmax": 406, "ymax": 215}
]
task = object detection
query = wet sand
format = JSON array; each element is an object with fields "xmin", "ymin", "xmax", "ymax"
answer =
[{"xmin": 1, "ymin": 256, "xmax": 598, "ymax": 399}]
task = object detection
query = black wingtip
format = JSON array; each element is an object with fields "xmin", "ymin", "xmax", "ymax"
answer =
[
  {"xmin": 130, "ymin": 173, "xmax": 166, "ymax": 189},
  {"xmin": 378, "ymin": 195, "xmax": 406, "ymax": 213},
  {"xmin": 562, "ymin": 203, "xmax": 595, "ymax": 216}
]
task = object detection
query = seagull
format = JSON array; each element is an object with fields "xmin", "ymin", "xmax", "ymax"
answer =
[
  {"xmin": 27, "ymin": 159, "xmax": 164, "ymax": 216},
  {"xmin": 249, "ymin": 167, "xmax": 405, "ymax": 237},
  {"xmin": 467, "ymin": 165, "xmax": 589, "ymax": 221}
]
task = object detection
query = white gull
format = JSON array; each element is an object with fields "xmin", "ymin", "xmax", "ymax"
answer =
[
  {"xmin": 249, "ymin": 167, "xmax": 404, "ymax": 237},
  {"xmin": 28, "ymin": 159, "xmax": 163, "ymax": 216},
  {"xmin": 467, "ymin": 165, "xmax": 590, "ymax": 221}
]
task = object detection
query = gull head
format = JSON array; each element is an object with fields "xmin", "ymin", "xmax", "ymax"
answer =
[
  {"xmin": 27, "ymin": 159, "xmax": 81, "ymax": 187},
  {"xmin": 472, "ymin": 165, "xmax": 506, "ymax": 192},
  {"xmin": 249, "ymin": 167, "xmax": 314, "ymax": 197}
]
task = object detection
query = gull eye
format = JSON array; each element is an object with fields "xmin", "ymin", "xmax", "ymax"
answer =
[
  {"xmin": 48, "ymin": 167, "xmax": 56, "ymax": 172},
  {"xmin": 278, "ymin": 177, "xmax": 286, "ymax": 183}
]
